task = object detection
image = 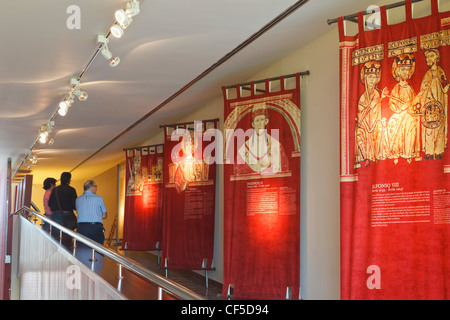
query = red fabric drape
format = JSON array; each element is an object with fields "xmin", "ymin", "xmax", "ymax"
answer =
[
  {"xmin": 0, "ymin": 161, "xmax": 10, "ymax": 300},
  {"xmin": 222, "ymin": 75, "xmax": 301, "ymax": 299},
  {"xmin": 122, "ymin": 146, "xmax": 163, "ymax": 251},
  {"xmin": 161, "ymin": 120, "xmax": 217, "ymax": 270},
  {"xmin": 339, "ymin": 0, "xmax": 450, "ymax": 299}
]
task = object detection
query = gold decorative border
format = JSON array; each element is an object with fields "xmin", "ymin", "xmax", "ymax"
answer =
[
  {"xmin": 388, "ymin": 37, "xmax": 417, "ymax": 57},
  {"xmin": 351, "ymin": 43, "xmax": 384, "ymax": 66},
  {"xmin": 420, "ymin": 29, "xmax": 450, "ymax": 50}
]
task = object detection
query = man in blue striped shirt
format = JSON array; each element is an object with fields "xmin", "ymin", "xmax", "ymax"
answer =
[{"xmin": 76, "ymin": 180, "xmax": 107, "ymax": 244}]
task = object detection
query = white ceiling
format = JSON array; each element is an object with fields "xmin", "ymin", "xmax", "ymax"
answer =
[{"xmin": 1, "ymin": 0, "xmax": 377, "ymax": 184}]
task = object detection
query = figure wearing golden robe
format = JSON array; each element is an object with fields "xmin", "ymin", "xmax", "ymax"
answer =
[
  {"xmin": 127, "ymin": 155, "xmax": 144, "ymax": 194},
  {"xmin": 413, "ymin": 49, "xmax": 450, "ymax": 160},
  {"xmin": 172, "ymin": 131, "xmax": 208, "ymax": 193},
  {"xmin": 387, "ymin": 54, "xmax": 421, "ymax": 164},
  {"xmin": 355, "ymin": 61, "xmax": 389, "ymax": 168}
]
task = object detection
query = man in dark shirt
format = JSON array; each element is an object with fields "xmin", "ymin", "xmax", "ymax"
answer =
[{"xmin": 48, "ymin": 172, "xmax": 78, "ymax": 246}]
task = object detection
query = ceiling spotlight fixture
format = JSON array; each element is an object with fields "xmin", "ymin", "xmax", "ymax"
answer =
[
  {"xmin": 110, "ymin": 24, "xmax": 124, "ymax": 39},
  {"xmin": 58, "ymin": 94, "xmax": 74, "ymax": 116},
  {"xmin": 38, "ymin": 121, "xmax": 54, "ymax": 144},
  {"xmin": 97, "ymin": 34, "xmax": 120, "ymax": 67},
  {"xmin": 39, "ymin": 125, "xmax": 49, "ymax": 144},
  {"xmin": 109, "ymin": 56, "xmax": 121, "ymax": 67},
  {"xmin": 110, "ymin": 0, "xmax": 140, "ymax": 38},
  {"xmin": 73, "ymin": 87, "xmax": 88, "ymax": 101},
  {"xmin": 24, "ymin": 149, "xmax": 37, "ymax": 169},
  {"xmin": 25, "ymin": 154, "xmax": 38, "ymax": 168},
  {"xmin": 70, "ymin": 78, "xmax": 88, "ymax": 101}
]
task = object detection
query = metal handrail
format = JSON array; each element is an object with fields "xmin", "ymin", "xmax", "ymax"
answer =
[{"xmin": 15, "ymin": 206, "xmax": 205, "ymax": 300}]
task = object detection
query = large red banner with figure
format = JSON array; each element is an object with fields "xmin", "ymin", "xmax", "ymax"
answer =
[
  {"xmin": 161, "ymin": 120, "xmax": 217, "ymax": 270},
  {"xmin": 339, "ymin": 0, "xmax": 450, "ymax": 299},
  {"xmin": 123, "ymin": 145, "xmax": 164, "ymax": 251},
  {"xmin": 222, "ymin": 74, "xmax": 301, "ymax": 299}
]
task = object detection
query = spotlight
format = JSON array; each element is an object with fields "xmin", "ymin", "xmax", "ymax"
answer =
[
  {"xmin": 38, "ymin": 121, "xmax": 54, "ymax": 144},
  {"xmin": 58, "ymin": 103, "xmax": 69, "ymax": 116},
  {"xmin": 70, "ymin": 78, "xmax": 88, "ymax": 101},
  {"xmin": 25, "ymin": 153, "xmax": 38, "ymax": 167},
  {"xmin": 25, "ymin": 149, "xmax": 36, "ymax": 166},
  {"xmin": 110, "ymin": 24, "xmax": 124, "ymax": 38},
  {"xmin": 73, "ymin": 87, "xmax": 88, "ymax": 101},
  {"xmin": 98, "ymin": 34, "xmax": 120, "ymax": 67},
  {"xmin": 39, "ymin": 125, "xmax": 49, "ymax": 144},
  {"xmin": 110, "ymin": 56, "xmax": 120, "ymax": 67},
  {"xmin": 58, "ymin": 95, "xmax": 74, "ymax": 116},
  {"xmin": 110, "ymin": 0, "xmax": 140, "ymax": 38},
  {"xmin": 115, "ymin": 9, "xmax": 132, "ymax": 28}
]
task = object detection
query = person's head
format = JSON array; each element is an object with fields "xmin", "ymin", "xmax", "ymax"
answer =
[
  {"xmin": 60, "ymin": 172, "xmax": 72, "ymax": 185},
  {"xmin": 425, "ymin": 49, "xmax": 440, "ymax": 67},
  {"xmin": 361, "ymin": 61, "xmax": 382, "ymax": 87},
  {"xmin": 43, "ymin": 177, "xmax": 56, "ymax": 190},
  {"xmin": 83, "ymin": 180, "xmax": 98, "ymax": 193},
  {"xmin": 181, "ymin": 132, "xmax": 196, "ymax": 155},
  {"xmin": 392, "ymin": 53, "xmax": 415, "ymax": 82},
  {"xmin": 251, "ymin": 103, "xmax": 269, "ymax": 134}
]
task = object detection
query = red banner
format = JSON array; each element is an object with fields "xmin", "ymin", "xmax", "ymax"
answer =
[
  {"xmin": 123, "ymin": 145, "xmax": 163, "ymax": 251},
  {"xmin": 222, "ymin": 75, "xmax": 301, "ymax": 299},
  {"xmin": 339, "ymin": 0, "xmax": 450, "ymax": 299},
  {"xmin": 161, "ymin": 120, "xmax": 217, "ymax": 270},
  {"xmin": 0, "ymin": 161, "xmax": 10, "ymax": 300}
]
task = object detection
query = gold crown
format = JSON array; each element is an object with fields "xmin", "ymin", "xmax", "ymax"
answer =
[
  {"xmin": 363, "ymin": 61, "xmax": 381, "ymax": 74},
  {"xmin": 360, "ymin": 61, "xmax": 382, "ymax": 85},
  {"xmin": 395, "ymin": 54, "xmax": 415, "ymax": 66},
  {"xmin": 251, "ymin": 102, "xmax": 269, "ymax": 119}
]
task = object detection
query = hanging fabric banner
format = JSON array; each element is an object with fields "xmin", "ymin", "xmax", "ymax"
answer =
[
  {"xmin": 339, "ymin": 0, "xmax": 450, "ymax": 299},
  {"xmin": 122, "ymin": 145, "xmax": 164, "ymax": 251},
  {"xmin": 161, "ymin": 120, "xmax": 217, "ymax": 270},
  {"xmin": 222, "ymin": 74, "xmax": 301, "ymax": 299}
]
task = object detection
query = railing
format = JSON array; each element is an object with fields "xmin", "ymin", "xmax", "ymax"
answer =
[{"xmin": 14, "ymin": 206, "xmax": 205, "ymax": 300}]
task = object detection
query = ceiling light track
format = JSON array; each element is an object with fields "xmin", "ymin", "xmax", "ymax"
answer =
[{"xmin": 12, "ymin": 0, "xmax": 141, "ymax": 180}]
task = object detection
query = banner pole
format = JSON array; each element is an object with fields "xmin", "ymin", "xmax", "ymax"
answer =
[
  {"xmin": 327, "ymin": 0, "xmax": 424, "ymax": 25},
  {"xmin": 224, "ymin": 71, "xmax": 309, "ymax": 90}
]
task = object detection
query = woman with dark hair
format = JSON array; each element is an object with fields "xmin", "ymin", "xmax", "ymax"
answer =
[{"xmin": 42, "ymin": 177, "xmax": 56, "ymax": 231}]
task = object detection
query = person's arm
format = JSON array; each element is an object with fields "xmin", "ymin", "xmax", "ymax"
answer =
[
  {"xmin": 72, "ymin": 188, "xmax": 78, "ymax": 211},
  {"xmin": 43, "ymin": 191, "xmax": 52, "ymax": 215},
  {"xmin": 48, "ymin": 189, "xmax": 56, "ymax": 211},
  {"xmin": 100, "ymin": 197, "xmax": 107, "ymax": 220}
]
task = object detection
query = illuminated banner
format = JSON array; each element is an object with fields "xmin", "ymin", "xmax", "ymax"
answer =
[
  {"xmin": 123, "ymin": 145, "xmax": 163, "ymax": 251},
  {"xmin": 339, "ymin": 0, "xmax": 450, "ymax": 299},
  {"xmin": 161, "ymin": 120, "xmax": 217, "ymax": 270},
  {"xmin": 222, "ymin": 74, "xmax": 301, "ymax": 299}
]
